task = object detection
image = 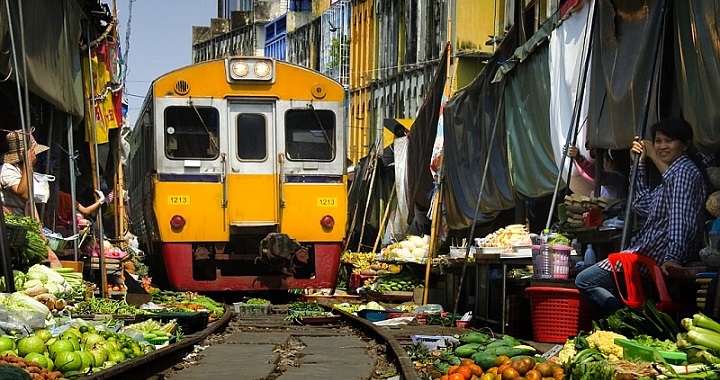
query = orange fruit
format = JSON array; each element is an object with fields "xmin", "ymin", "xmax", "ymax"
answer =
[
  {"xmin": 449, "ymin": 374, "xmax": 466, "ymax": 380},
  {"xmin": 456, "ymin": 366, "xmax": 473, "ymax": 380},
  {"xmin": 501, "ymin": 367, "xmax": 520, "ymax": 380},
  {"xmin": 524, "ymin": 369, "xmax": 541, "ymax": 380},
  {"xmin": 449, "ymin": 365, "xmax": 460, "ymax": 375},
  {"xmin": 461, "ymin": 358, "xmax": 476, "ymax": 367},
  {"xmin": 534, "ymin": 363, "xmax": 553, "ymax": 377},
  {"xmin": 497, "ymin": 364, "xmax": 511, "ymax": 374},
  {"xmin": 441, "ymin": 376, "xmax": 450, "ymax": 380},
  {"xmin": 468, "ymin": 364, "xmax": 484, "ymax": 376},
  {"xmin": 495, "ymin": 355, "xmax": 510, "ymax": 366}
]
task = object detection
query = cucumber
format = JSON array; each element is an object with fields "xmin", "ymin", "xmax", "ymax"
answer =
[{"xmin": 143, "ymin": 333, "xmax": 157, "ymax": 340}]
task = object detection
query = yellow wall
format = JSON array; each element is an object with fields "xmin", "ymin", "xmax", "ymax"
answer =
[
  {"xmin": 348, "ymin": 0, "xmax": 375, "ymax": 164},
  {"xmin": 455, "ymin": 0, "xmax": 504, "ymax": 55}
]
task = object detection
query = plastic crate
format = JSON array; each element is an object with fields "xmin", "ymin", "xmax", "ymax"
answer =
[
  {"xmin": 525, "ymin": 286, "xmax": 593, "ymax": 343},
  {"xmin": 614, "ymin": 338, "xmax": 687, "ymax": 364},
  {"xmin": 357, "ymin": 309, "xmax": 390, "ymax": 322},
  {"xmin": 5, "ymin": 224, "xmax": 27, "ymax": 250},
  {"xmin": 233, "ymin": 302, "xmax": 271, "ymax": 316},
  {"xmin": 146, "ymin": 311, "xmax": 209, "ymax": 334}
]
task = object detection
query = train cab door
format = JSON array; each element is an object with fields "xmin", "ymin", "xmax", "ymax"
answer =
[{"xmin": 226, "ymin": 102, "xmax": 279, "ymax": 229}]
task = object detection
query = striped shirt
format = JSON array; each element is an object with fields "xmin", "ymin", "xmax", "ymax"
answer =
[{"xmin": 597, "ymin": 155, "xmax": 707, "ymax": 271}]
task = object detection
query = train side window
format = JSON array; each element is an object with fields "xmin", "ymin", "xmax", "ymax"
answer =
[
  {"xmin": 285, "ymin": 109, "xmax": 335, "ymax": 161},
  {"xmin": 164, "ymin": 106, "xmax": 220, "ymax": 159},
  {"xmin": 236, "ymin": 114, "xmax": 267, "ymax": 160}
]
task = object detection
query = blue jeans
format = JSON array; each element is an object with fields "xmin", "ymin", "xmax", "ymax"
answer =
[{"xmin": 575, "ymin": 264, "xmax": 625, "ymax": 318}]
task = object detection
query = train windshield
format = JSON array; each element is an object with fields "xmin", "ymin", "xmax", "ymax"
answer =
[
  {"xmin": 285, "ymin": 109, "xmax": 335, "ymax": 161},
  {"xmin": 164, "ymin": 106, "xmax": 220, "ymax": 159},
  {"xmin": 236, "ymin": 114, "xmax": 267, "ymax": 160}
]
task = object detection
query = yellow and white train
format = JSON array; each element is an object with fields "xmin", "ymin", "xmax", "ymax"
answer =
[{"xmin": 127, "ymin": 57, "xmax": 348, "ymax": 291}]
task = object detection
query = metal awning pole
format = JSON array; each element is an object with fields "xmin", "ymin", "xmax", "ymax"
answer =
[{"xmin": 621, "ymin": 0, "xmax": 668, "ymax": 250}]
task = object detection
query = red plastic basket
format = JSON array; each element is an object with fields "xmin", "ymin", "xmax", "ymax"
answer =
[{"xmin": 525, "ymin": 286, "xmax": 593, "ymax": 343}]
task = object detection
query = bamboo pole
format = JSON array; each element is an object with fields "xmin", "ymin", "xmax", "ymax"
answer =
[
  {"xmin": 372, "ymin": 186, "xmax": 396, "ymax": 255},
  {"xmin": 422, "ymin": 182, "xmax": 443, "ymax": 304}
]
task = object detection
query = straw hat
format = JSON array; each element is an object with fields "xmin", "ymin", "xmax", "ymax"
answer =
[{"xmin": 2, "ymin": 130, "xmax": 49, "ymax": 164}]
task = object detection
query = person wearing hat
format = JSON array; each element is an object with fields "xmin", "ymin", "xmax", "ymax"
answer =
[
  {"xmin": 575, "ymin": 117, "xmax": 708, "ymax": 317},
  {"xmin": 0, "ymin": 130, "xmax": 49, "ymax": 215},
  {"xmin": 0, "ymin": 130, "xmax": 61, "ymax": 268}
]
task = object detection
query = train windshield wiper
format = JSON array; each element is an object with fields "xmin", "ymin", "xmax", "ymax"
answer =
[
  {"xmin": 308, "ymin": 104, "xmax": 335, "ymax": 156},
  {"xmin": 189, "ymin": 98, "xmax": 219, "ymax": 153}
]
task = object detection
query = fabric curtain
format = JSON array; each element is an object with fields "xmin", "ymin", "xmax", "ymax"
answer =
[
  {"xmin": 0, "ymin": 0, "xmax": 84, "ymax": 117},
  {"xmin": 673, "ymin": 1, "xmax": 720, "ymax": 154}
]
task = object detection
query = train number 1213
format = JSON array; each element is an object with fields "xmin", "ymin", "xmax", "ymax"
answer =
[
  {"xmin": 316, "ymin": 197, "xmax": 337, "ymax": 207},
  {"xmin": 168, "ymin": 195, "xmax": 190, "ymax": 205}
]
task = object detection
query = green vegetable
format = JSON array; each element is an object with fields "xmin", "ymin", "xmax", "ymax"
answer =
[
  {"xmin": 694, "ymin": 313, "xmax": 720, "ymax": 335},
  {"xmin": 459, "ymin": 332, "xmax": 491, "ymax": 344},
  {"xmin": 592, "ymin": 301, "xmax": 679, "ymax": 341},
  {"xmin": 455, "ymin": 343, "xmax": 483, "ymax": 357},
  {"xmin": 688, "ymin": 329, "xmax": 720, "ymax": 354},
  {"xmin": 470, "ymin": 352, "xmax": 496, "ymax": 370},
  {"xmin": 433, "ymin": 358, "xmax": 451, "ymax": 374}
]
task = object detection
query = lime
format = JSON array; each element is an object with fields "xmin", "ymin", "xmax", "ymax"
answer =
[
  {"xmin": 17, "ymin": 336, "xmax": 46, "ymax": 357},
  {"xmin": 24, "ymin": 352, "xmax": 49, "ymax": 368},
  {"xmin": 48, "ymin": 339, "xmax": 74, "ymax": 360},
  {"xmin": 34, "ymin": 330, "xmax": 52, "ymax": 343},
  {"xmin": 0, "ymin": 336, "xmax": 15, "ymax": 351},
  {"xmin": 54, "ymin": 351, "xmax": 82, "ymax": 372}
]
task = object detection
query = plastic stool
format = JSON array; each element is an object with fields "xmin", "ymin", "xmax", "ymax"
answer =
[{"xmin": 607, "ymin": 253, "xmax": 694, "ymax": 313}]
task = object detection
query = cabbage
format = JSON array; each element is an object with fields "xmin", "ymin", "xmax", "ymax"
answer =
[
  {"xmin": 408, "ymin": 235, "xmax": 425, "ymax": 248},
  {"xmin": 6, "ymin": 292, "xmax": 50, "ymax": 329},
  {"xmin": 22, "ymin": 279, "xmax": 42, "ymax": 290},
  {"xmin": 26, "ymin": 271, "xmax": 47, "ymax": 283},
  {"xmin": 365, "ymin": 301, "xmax": 385, "ymax": 310},
  {"xmin": 28, "ymin": 264, "xmax": 65, "ymax": 285},
  {"xmin": 44, "ymin": 282, "xmax": 59, "ymax": 295}
]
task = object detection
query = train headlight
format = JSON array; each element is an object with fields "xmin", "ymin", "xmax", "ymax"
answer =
[
  {"xmin": 226, "ymin": 58, "xmax": 275, "ymax": 82},
  {"xmin": 231, "ymin": 61, "xmax": 249, "ymax": 77},
  {"xmin": 254, "ymin": 61, "xmax": 271, "ymax": 78},
  {"xmin": 170, "ymin": 215, "xmax": 186, "ymax": 229},
  {"xmin": 320, "ymin": 215, "xmax": 335, "ymax": 229}
]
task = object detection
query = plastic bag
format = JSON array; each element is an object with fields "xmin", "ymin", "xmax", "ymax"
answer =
[
  {"xmin": 412, "ymin": 304, "xmax": 444, "ymax": 314},
  {"xmin": 33, "ymin": 172, "xmax": 55, "ymax": 204}
]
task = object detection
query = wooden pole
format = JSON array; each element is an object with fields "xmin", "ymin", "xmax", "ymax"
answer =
[
  {"xmin": 422, "ymin": 183, "xmax": 443, "ymax": 304},
  {"xmin": 372, "ymin": 186, "xmax": 396, "ymax": 254}
]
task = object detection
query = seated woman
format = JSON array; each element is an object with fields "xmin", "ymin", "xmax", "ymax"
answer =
[
  {"xmin": 575, "ymin": 117, "xmax": 708, "ymax": 317},
  {"xmin": 0, "ymin": 130, "xmax": 61, "ymax": 267}
]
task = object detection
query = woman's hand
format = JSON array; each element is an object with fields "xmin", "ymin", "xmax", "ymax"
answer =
[
  {"xmin": 660, "ymin": 260, "xmax": 681, "ymax": 276},
  {"xmin": 94, "ymin": 190, "xmax": 106, "ymax": 204},
  {"xmin": 630, "ymin": 136, "xmax": 647, "ymax": 162},
  {"xmin": 567, "ymin": 145, "xmax": 580, "ymax": 159}
]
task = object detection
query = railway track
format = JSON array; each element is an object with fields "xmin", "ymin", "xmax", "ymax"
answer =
[{"xmin": 89, "ymin": 303, "xmax": 418, "ymax": 380}]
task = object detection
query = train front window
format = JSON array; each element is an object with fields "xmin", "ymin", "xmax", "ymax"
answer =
[
  {"xmin": 285, "ymin": 109, "xmax": 335, "ymax": 161},
  {"xmin": 164, "ymin": 106, "xmax": 220, "ymax": 159},
  {"xmin": 236, "ymin": 114, "xmax": 267, "ymax": 160}
]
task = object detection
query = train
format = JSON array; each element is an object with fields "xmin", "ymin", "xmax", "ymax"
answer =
[{"xmin": 126, "ymin": 57, "xmax": 348, "ymax": 291}]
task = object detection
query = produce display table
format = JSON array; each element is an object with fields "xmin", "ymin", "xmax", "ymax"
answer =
[{"xmin": 473, "ymin": 253, "xmax": 532, "ymax": 334}]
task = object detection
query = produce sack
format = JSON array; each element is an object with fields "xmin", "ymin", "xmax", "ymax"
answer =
[
  {"xmin": 4, "ymin": 292, "xmax": 51, "ymax": 330},
  {"xmin": 32, "ymin": 172, "xmax": 55, "ymax": 204}
]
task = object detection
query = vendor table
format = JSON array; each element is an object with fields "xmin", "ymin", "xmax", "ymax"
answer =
[
  {"xmin": 473, "ymin": 253, "xmax": 532, "ymax": 334},
  {"xmin": 571, "ymin": 227, "xmax": 622, "ymax": 262}
]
